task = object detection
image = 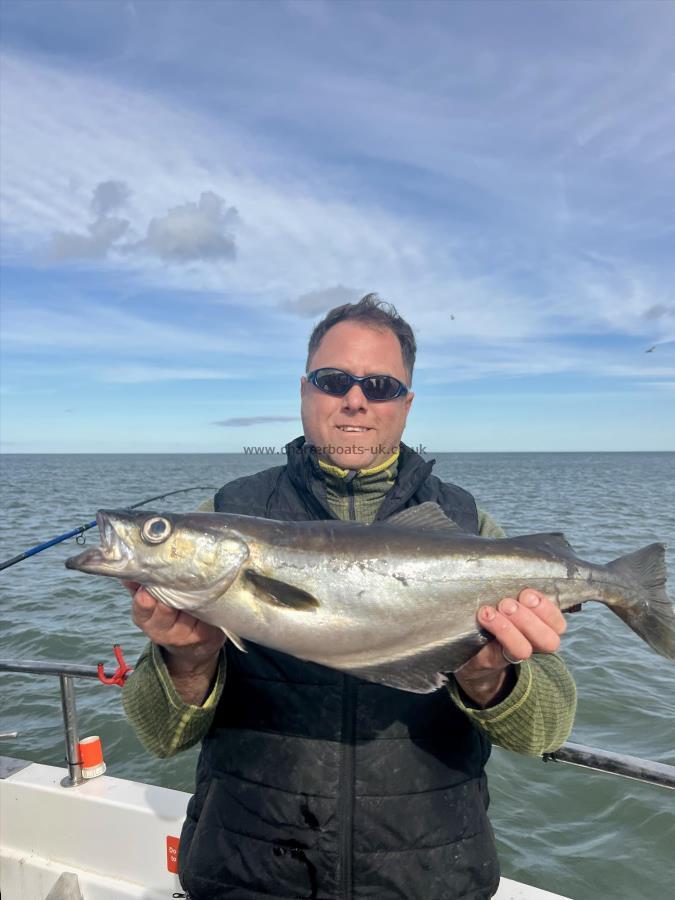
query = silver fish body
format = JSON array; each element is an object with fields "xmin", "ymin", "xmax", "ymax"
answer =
[{"xmin": 65, "ymin": 503, "xmax": 675, "ymax": 692}]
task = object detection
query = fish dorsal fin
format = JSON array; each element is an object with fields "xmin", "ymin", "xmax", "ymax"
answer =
[
  {"xmin": 245, "ymin": 570, "xmax": 320, "ymax": 611},
  {"xmin": 221, "ymin": 628, "xmax": 247, "ymax": 653},
  {"xmin": 385, "ymin": 501, "xmax": 461, "ymax": 532},
  {"xmin": 509, "ymin": 532, "xmax": 577, "ymax": 557}
]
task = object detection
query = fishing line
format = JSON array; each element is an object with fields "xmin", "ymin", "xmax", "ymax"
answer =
[{"xmin": 0, "ymin": 485, "xmax": 217, "ymax": 573}]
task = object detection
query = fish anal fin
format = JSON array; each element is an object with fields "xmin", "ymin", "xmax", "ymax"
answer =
[
  {"xmin": 385, "ymin": 502, "xmax": 461, "ymax": 533},
  {"xmin": 345, "ymin": 631, "xmax": 489, "ymax": 693},
  {"xmin": 245, "ymin": 570, "xmax": 320, "ymax": 611}
]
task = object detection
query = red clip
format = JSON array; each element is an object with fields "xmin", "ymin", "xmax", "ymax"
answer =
[{"xmin": 97, "ymin": 644, "xmax": 133, "ymax": 687}]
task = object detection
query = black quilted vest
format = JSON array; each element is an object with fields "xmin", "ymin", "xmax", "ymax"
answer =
[{"xmin": 179, "ymin": 438, "xmax": 500, "ymax": 899}]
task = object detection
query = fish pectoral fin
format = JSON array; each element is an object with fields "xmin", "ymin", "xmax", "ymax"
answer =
[
  {"xmin": 346, "ymin": 632, "xmax": 490, "ymax": 694},
  {"xmin": 384, "ymin": 502, "xmax": 462, "ymax": 532},
  {"xmin": 245, "ymin": 570, "xmax": 320, "ymax": 611},
  {"xmin": 221, "ymin": 628, "xmax": 247, "ymax": 653}
]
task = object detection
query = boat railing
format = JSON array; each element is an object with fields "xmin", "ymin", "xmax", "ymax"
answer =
[
  {"xmin": 0, "ymin": 658, "xmax": 120, "ymax": 787},
  {"xmin": 542, "ymin": 741, "xmax": 674, "ymax": 789},
  {"xmin": 1, "ymin": 657, "xmax": 674, "ymax": 790}
]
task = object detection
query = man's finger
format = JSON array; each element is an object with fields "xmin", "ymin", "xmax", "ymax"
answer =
[
  {"xmin": 517, "ymin": 590, "xmax": 567, "ymax": 635},
  {"xmin": 147, "ymin": 598, "xmax": 182, "ymax": 629},
  {"xmin": 496, "ymin": 597, "xmax": 561, "ymax": 654},
  {"xmin": 479, "ymin": 604, "xmax": 533, "ymax": 661},
  {"xmin": 131, "ymin": 587, "xmax": 159, "ymax": 624}
]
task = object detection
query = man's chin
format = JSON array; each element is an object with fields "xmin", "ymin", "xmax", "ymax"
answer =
[{"xmin": 309, "ymin": 434, "xmax": 371, "ymax": 470}]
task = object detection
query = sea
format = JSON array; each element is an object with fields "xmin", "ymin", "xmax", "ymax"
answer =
[{"xmin": 1, "ymin": 451, "xmax": 673, "ymax": 900}]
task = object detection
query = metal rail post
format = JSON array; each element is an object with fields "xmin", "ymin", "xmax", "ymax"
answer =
[{"xmin": 59, "ymin": 674, "xmax": 83, "ymax": 787}]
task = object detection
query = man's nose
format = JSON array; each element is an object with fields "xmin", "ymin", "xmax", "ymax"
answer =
[{"xmin": 341, "ymin": 383, "xmax": 368, "ymax": 411}]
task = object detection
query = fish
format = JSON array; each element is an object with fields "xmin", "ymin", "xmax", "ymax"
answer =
[{"xmin": 65, "ymin": 502, "xmax": 675, "ymax": 693}]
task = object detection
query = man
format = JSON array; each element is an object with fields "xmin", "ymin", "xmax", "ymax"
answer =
[{"xmin": 123, "ymin": 295, "xmax": 576, "ymax": 900}]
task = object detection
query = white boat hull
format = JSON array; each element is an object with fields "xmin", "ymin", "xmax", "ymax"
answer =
[{"xmin": 1, "ymin": 757, "xmax": 572, "ymax": 900}]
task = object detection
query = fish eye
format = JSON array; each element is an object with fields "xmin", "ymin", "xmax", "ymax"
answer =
[{"xmin": 141, "ymin": 516, "xmax": 172, "ymax": 544}]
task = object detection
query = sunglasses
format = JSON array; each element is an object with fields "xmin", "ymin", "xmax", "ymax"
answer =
[{"xmin": 307, "ymin": 368, "xmax": 409, "ymax": 402}]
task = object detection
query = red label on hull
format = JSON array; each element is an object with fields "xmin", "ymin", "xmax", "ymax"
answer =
[{"xmin": 166, "ymin": 835, "xmax": 180, "ymax": 874}]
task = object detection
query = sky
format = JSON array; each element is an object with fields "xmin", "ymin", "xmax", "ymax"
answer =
[{"xmin": 1, "ymin": 0, "xmax": 674, "ymax": 453}]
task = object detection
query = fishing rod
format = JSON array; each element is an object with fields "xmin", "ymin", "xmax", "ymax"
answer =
[{"xmin": 0, "ymin": 486, "xmax": 217, "ymax": 573}]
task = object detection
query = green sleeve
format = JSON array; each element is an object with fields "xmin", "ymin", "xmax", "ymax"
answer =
[
  {"xmin": 447, "ymin": 653, "xmax": 577, "ymax": 755},
  {"xmin": 122, "ymin": 642, "xmax": 226, "ymax": 758}
]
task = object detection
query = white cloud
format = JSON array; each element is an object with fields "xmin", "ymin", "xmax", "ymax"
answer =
[
  {"xmin": 132, "ymin": 191, "xmax": 238, "ymax": 262},
  {"xmin": 1, "ymin": 23, "xmax": 674, "ymax": 383},
  {"xmin": 283, "ymin": 284, "xmax": 362, "ymax": 318},
  {"xmin": 44, "ymin": 180, "xmax": 238, "ymax": 263},
  {"xmin": 416, "ymin": 339, "xmax": 675, "ymax": 385},
  {"xmin": 91, "ymin": 179, "xmax": 131, "ymax": 218},
  {"xmin": 638, "ymin": 380, "xmax": 675, "ymax": 391},
  {"xmin": 100, "ymin": 365, "xmax": 241, "ymax": 384},
  {"xmin": 643, "ymin": 304, "xmax": 675, "ymax": 321},
  {"xmin": 1, "ymin": 301, "xmax": 250, "ymax": 356},
  {"xmin": 0, "ymin": 53, "xmax": 426, "ymax": 298},
  {"xmin": 2, "ymin": 5, "xmax": 675, "ymax": 452},
  {"xmin": 214, "ymin": 416, "xmax": 299, "ymax": 427},
  {"xmin": 48, "ymin": 215, "xmax": 130, "ymax": 260}
]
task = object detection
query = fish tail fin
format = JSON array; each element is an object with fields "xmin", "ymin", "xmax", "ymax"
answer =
[{"xmin": 606, "ymin": 543, "xmax": 675, "ymax": 660}]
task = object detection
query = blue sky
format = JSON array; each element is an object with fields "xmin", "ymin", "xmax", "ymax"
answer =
[{"xmin": 1, "ymin": 0, "xmax": 674, "ymax": 453}]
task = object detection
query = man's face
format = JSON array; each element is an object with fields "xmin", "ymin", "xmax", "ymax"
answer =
[{"xmin": 300, "ymin": 320, "xmax": 414, "ymax": 470}]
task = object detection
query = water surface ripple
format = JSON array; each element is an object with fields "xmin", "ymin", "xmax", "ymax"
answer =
[{"xmin": 1, "ymin": 452, "xmax": 673, "ymax": 899}]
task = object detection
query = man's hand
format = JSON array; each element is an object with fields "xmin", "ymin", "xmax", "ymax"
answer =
[
  {"xmin": 125, "ymin": 581, "xmax": 225, "ymax": 705},
  {"xmin": 455, "ymin": 589, "xmax": 566, "ymax": 709}
]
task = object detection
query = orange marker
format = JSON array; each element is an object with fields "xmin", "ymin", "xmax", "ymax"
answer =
[{"xmin": 78, "ymin": 736, "xmax": 106, "ymax": 779}]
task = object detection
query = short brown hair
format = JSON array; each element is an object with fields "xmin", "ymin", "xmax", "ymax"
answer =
[{"xmin": 306, "ymin": 293, "xmax": 416, "ymax": 381}]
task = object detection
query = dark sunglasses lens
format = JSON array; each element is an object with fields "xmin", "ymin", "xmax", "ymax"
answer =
[
  {"xmin": 312, "ymin": 369, "xmax": 405, "ymax": 400},
  {"xmin": 362, "ymin": 375, "xmax": 402, "ymax": 400},
  {"xmin": 315, "ymin": 370, "xmax": 353, "ymax": 395}
]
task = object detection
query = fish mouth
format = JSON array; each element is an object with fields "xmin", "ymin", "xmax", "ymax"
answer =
[{"xmin": 65, "ymin": 511, "xmax": 130, "ymax": 574}]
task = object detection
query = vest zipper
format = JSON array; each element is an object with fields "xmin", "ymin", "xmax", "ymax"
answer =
[
  {"xmin": 339, "ymin": 470, "xmax": 357, "ymax": 898},
  {"xmin": 345, "ymin": 470, "xmax": 356, "ymax": 522},
  {"xmin": 338, "ymin": 674, "xmax": 356, "ymax": 899}
]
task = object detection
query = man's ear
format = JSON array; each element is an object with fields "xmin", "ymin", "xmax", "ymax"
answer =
[{"xmin": 300, "ymin": 374, "xmax": 308, "ymax": 397}]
